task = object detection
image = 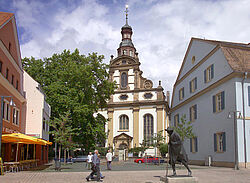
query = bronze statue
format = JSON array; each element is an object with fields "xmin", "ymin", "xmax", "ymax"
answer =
[{"xmin": 165, "ymin": 127, "xmax": 192, "ymax": 176}]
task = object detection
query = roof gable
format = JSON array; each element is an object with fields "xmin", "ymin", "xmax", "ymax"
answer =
[
  {"xmin": 176, "ymin": 38, "xmax": 217, "ymax": 82},
  {"xmin": 0, "ymin": 12, "xmax": 14, "ymax": 28}
]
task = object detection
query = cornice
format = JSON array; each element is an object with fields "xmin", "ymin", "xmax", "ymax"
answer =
[{"xmin": 170, "ymin": 72, "xmax": 240, "ymax": 112}]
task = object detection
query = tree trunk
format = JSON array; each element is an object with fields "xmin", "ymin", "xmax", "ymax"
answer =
[
  {"xmin": 64, "ymin": 148, "xmax": 66, "ymax": 165},
  {"xmin": 59, "ymin": 144, "xmax": 61, "ymax": 161}
]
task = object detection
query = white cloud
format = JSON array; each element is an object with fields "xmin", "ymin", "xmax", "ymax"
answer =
[{"xmin": 10, "ymin": 0, "xmax": 250, "ymax": 96}]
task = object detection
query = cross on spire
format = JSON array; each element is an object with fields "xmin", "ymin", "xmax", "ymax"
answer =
[{"xmin": 125, "ymin": 4, "xmax": 129, "ymax": 25}]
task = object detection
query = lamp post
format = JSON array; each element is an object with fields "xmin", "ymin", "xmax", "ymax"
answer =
[
  {"xmin": 228, "ymin": 111, "xmax": 241, "ymax": 170},
  {"xmin": 0, "ymin": 96, "xmax": 15, "ymax": 157}
]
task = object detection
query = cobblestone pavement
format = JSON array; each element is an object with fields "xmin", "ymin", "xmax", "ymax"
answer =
[{"xmin": 0, "ymin": 165, "xmax": 250, "ymax": 183}]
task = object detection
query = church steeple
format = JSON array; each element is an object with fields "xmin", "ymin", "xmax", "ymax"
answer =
[{"xmin": 117, "ymin": 5, "xmax": 137, "ymax": 58}]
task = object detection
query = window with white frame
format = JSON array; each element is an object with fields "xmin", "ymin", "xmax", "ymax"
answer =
[
  {"xmin": 12, "ymin": 107, "xmax": 19, "ymax": 126},
  {"xmin": 214, "ymin": 132, "xmax": 226, "ymax": 152},
  {"xmin": 119, "ymin": 115, "xmax": 129, "ymax": 131},
  {"xmin": 4, "ymin": 100, "xmax": 10, "ymax": 121}
]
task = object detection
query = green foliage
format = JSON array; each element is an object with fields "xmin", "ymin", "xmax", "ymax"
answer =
[
  {"xmin": 22, "ymin": 49, "xmax": 116, "ymax": 150},
  {"xmin": 49, "ymin": 111, "xmax": 78, "ymax": 148},
  {"xmin": 128, "ymin": 147, "xmax": 142, "ymax": 157},
  {"xmin": 95, "ymin": 147, "xmax": 109, "ymax": 156},
  {"xmin": 151, "ymin": 130, "xmax": 166, "ymax": 149},
  {"xmin": 159, "ymin": 143, "xmax": 168, "ymax": 157},
  {"xmin": 139, "ymin": 139, "xmax": 149, "ymax": 154},
  {"xmin": 174, "ymin": 114, "xmax": 195, "ymax": 141}
]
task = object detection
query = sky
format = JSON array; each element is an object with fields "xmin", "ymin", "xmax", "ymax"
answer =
[{"xmin": 1, "ymin": 0, "xmax": 250, "ymax": 96}]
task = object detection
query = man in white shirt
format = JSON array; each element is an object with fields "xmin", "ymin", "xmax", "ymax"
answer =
[
  {"xmin": 106, "ymin": 150, "xmax": 113, "ymax": 170},
  {"xmin": 87, "ymin": 152, "xmax": 93, "ymax": 170}
]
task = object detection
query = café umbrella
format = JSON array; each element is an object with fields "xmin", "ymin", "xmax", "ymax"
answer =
[{"xmin": 2, "ymin": 133, "xmax": 52, "ymax": 161}]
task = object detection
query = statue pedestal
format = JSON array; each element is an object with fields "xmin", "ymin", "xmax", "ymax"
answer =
[{"xmin": 160, "ymin": 176, "xmax": 198, "ymax": 183}]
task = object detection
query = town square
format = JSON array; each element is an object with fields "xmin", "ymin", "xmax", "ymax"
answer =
[{"xmin": 0, "ymin": 0, "xmax": 250, "ymax": 182}]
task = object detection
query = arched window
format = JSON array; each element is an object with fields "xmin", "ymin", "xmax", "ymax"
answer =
[
  {"xmin": 144, "ymin": 114, "xmax": 153, "ymax": 145},
  {"xmin": 121, "ymin": 72, "xmax": 128, "ymax": 88},
  {"xmin": 119, "ymin": 115, "xmax": 129, "ymax": 130}
]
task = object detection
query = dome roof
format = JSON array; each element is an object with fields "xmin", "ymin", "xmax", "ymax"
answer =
[
  {"xmin": 119, "ymin": 39, "xmax": 134, "ymax": 47},
  {"xmin": 122, "ymin": 23, "xmax": 132, "ymax": 30}
]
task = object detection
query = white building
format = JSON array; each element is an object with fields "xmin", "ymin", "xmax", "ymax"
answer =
[
  {"xmin": 23, "ymin": 71, "xmax": 51, "ymax": 141},
  {"xmin": 99, "ymin": 9, "xmax": 169, "ymax": 159},
  {"xmin": 171, "ymin": 38, "xmax": 250, "ymax": 168}
]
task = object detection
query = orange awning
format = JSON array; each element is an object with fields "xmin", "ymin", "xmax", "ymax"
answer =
[{"xmin": 2, "ymin": 133, "xmax": 52, "ymax": 145}]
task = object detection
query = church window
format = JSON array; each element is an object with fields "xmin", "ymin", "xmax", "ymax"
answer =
[
  {"xmin": 144, "ymin": 93, "xmax": 153, "ymax": 99},
  {"xmin": 119, "ymin": 94, "xmax": 128, "ymax": 100},
  {"xmin": 121, "ymin": 72, "xmax": 128, "ymax": 88},
  {"xmin": 122, "ymin": 60, "xmax": 126, "ymax": 64},
  {"xmin": 144, "ymin": 114, "xmax": 153, "ymax": 145},
  {"xmin": 129, "ymin": 50, "xmax": 133, "ymax": 57},
  {"xmin": 123, "ymin": 50, "xmax": 128, "ymax": 55},
  {"xmin": 119, "ymin": 115, "xmax": 129, "ymax": 131}
]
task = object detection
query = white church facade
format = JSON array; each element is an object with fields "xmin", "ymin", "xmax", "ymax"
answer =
[{"xmin": 99, "ymin": 8, "xmax": 169, "ymax": 158}]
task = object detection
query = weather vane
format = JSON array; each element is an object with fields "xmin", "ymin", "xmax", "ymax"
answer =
[{"xmin": 125, "ymin": 4, "xmax": 129, "ymax": 25}]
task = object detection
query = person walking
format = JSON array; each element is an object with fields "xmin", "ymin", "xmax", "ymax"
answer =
[
  {"xmin": 87, "ymin": 152, "xmax": 93, "ymax": 170},
  {"xmin": 106, "ymin": 149, "xmax": 113, "ymax": 170},
  {"xmin": 86, "ymin": 150, "xmax": 101, "ymax": 182}
]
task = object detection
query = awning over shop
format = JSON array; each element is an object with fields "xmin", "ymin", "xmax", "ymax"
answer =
[{"xmin": 2, "ymin": 133, "xmax": 52, "ymax": 145}]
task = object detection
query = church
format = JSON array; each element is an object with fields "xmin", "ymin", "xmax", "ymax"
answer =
[{"xmin": 99, "ymin": 7, "xmax": 169, "ymax": 159}]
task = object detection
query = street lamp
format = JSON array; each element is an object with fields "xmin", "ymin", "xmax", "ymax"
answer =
[
  {"xmin": 228, "ymin": 111, "xmax": 241, "ymax": 170},
  {"xmin": 0, "ymin": 96, "xmax": 15, "ymax": 157}
]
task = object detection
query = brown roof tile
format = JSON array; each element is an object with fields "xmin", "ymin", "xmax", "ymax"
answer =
[
  {"xmin": 0, "ymin": 12, "xmax": 14, "ymax": 28},
  {"xmin": 221, "ymin": 47, "xmax": 250, "ymax": 72}
]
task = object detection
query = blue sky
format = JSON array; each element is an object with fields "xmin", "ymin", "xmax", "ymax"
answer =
[{"xmin": 1, "ymin": 0, "xmax": 250, "ymax": 93}]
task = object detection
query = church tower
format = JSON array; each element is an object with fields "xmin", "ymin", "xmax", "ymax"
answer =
[{"xmin": 101, "ymin": 5, "xmax": 169, "ymax": 158}]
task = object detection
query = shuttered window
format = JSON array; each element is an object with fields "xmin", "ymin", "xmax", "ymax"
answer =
[
  {"xmin": 179, "ymin": 87, "xmax": 184, "ymax": 100},
  {"xmin": 189, "ymin": 77, "xmax": 197, "ymax": 93},
  {"xmin": 213, "ymin": 91, "xmax": 225, "ymax": 113},
  {"xmin": 190, "ymin": 137, "xmax": 198, "ymax": 153},
  {"xmin": 204, "ymin": 64, "xmax": 214, "ymax": 83},
  {"xmin": 214, "ymin": 132, "xmax": 226, "ymax": 152},
  {"xmin": 189, "ymin": 104, "xmax": 197, "ymax": 121},
  {"xmin": 174, "ymin": 114, "xmax": 179, "ymax": 127}
]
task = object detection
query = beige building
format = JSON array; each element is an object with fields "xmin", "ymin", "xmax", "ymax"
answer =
[
  {"xmin": 23, "ymin": 71, "xmax": 51, "ymax": 141},
  {"xmin": 99, "ymin": 9, "xmax": 169, "ymax": 159}
]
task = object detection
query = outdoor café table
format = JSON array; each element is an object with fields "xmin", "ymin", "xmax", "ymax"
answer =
[
  {"xmin": 19, "ymin": 160, "xmax": 31, "ymax": 170},
  {"xmin": 3, "ymin": 162, "xmax": 19, "ymax": 172}
]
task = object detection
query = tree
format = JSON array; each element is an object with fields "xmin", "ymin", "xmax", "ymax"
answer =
[
  {"xmin": 151, "ymin": 131, "xmax": 166, "ymax": 164},
  {"xmin": 159, "ymin": 143, "xmax": 168, "ymax": 157},
  {"xmin": 49, "ymin": 111, "xmax": 78, "ymax": 164},
  {"xmin": 174, "ymin": 114, "xmax": 195, "ymax": 141},
  {"xmin": 139, "ymin": 139, "xmax": 149, "ymax": 156},
  {"xmin": 23, "ymin": 50, "xmax": 116, "ymax": 150}
]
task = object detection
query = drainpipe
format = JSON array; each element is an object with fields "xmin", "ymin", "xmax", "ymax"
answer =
[{"xmin": 241, "ymin": 72, "xmax": 247, "ymax": 168}]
